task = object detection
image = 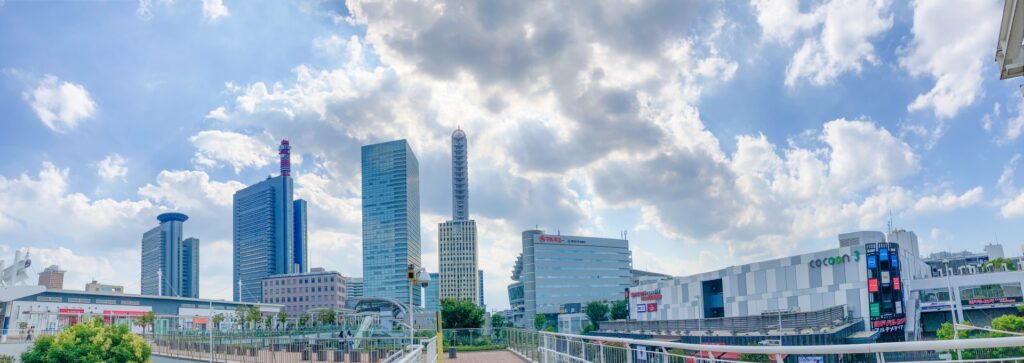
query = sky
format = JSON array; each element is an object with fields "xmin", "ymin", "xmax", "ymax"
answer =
[{"xmin": 0, "ymin": 0, "xmax": 1022, "ymax": 311}]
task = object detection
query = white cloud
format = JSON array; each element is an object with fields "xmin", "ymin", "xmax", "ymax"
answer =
[
  {"xmin": 22, "ymin": 246, "xmax": 139, "ymax": 293},
  {"xmin": 136, "ymin": 0, "xmax": 174, "ymax": 20},
  {"xmin": 1002, "ymin": 193, "xmax": 1024, "ymax": 218},
  {"xmin": 911, "ymin": 187, "xmax": 983, "ymax": 214},
  {"xmin": 23, "ymin": 74, "xmax": 98, "ymax": 132},
  {"xmin": 189, "ymin": 130, "xmax": 276, "ymax": 173},
  {"xmin": 1005, "ymin": 99, "xmax": 1024, "ymax": 142},
  {"xmin": 97, "ymin": 153, "xmax": 128, "ymax": 181},
  {"xmin": 750, "ymin": 0, "xmax": 818, "ymax": 43},
  {"xmin": 205, "ymin": 106, "xmax": 229, "ymax": 121},
  {"xmin": 999, "ymin": 154, "xmax": 1024, "ymax": 218},
  {"xmin": 138, "ymin": 169, "xmax": 244, "ymax": 209},
  {"xmin": 822, "ymin": 118, "xmax": 918, "ymax": 193},
  {"xmin": 202, "ymin": 0, "xmax": 230, "ymax": 22},
  {"xmin": 900, "ymin": 0, "xmax": 1001, "ymax": 118},
  {"xmin": 784, "ymin": 0, "xmax": 893, "ymax": 86}
]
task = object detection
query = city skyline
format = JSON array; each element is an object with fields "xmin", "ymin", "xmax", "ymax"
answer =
[{"xmin": 1, "ymin": 0, "xmax": 1023, "ymax": 311}]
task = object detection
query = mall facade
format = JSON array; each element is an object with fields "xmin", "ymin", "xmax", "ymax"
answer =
[{"xmin": 603, "ymin": 230, "xmax": 1024, "ymax": 343}]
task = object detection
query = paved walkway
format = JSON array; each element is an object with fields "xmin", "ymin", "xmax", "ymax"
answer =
[{"xmin": 445, "ymin": 350, "xmax": 530, "ymax": 363}]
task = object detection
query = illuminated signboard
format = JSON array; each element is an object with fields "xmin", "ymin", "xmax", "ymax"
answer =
[
  {"xmin": 867, "ymin": 255, "xmax": 877, "ymax": 269},
  {"xmin": 637, "ymin": 304, "xmax": 647, "ymax": 313},
  {"xmin": 647, "ymin": 303, "xmax": 658, "ymax": 312},
  {"xmin": 891, "ymin": 255, "xmax": 899, "ymax": 268},
  {"xmin": 879, "ymin": 248, "xmax": 889, "ymax": 260},
  {"xmin": 866, "ymin": 243, "xmax": 906, "ymax": 342},
  {"xmin": 868, "ymin": 279, "xmax": 879, "ymax": 292},
  {"xmin": 538, "ymin": 235, "xmax": 564, "ymax": 243},
  {"xmin": 964, "ymin": 297, "xmax": 1024, "ymax": 306},
  {"xmin": 869, "ymin": 303, "xmax": 880, "ymax": 317},
  {"xmin": 893, "ymin": 277, "xmax": 901, "ymax": 290}
]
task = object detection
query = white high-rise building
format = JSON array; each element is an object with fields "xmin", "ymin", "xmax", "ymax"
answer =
[{"xmin": 438, "ymin": 128, "xmax": 480, "ymax": 305}]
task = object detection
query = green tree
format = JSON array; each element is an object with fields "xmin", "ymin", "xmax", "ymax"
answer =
[
  {"xmin": 134, "ymin": 311, "xmax": 155, "ymax": 335},
  {"xmin": 264, "ymin": 315, "xmax": 274, "ymax": 329},
  {"xmin": 320, "ymin": 309, "xmax": 337, "ymax": 326},
  {"xmin": 611, "ymin": 300, "xmax": 629, "ymax": 320},
  {"xmin": 585, "ymin": 301, "xmax": 610, "ymax": 327},
  {"xmin": 534, "ymin": 315, "xmax": 547, "ymax": 330},
  {"xmin": 441, "ymin": 298, "xmax": 485, "ymax": 329},
  {"xmin": 277, "ymin": 311, "xmax": 288, "ymax": 329},
  {"xmin": 234, "ymin": 305, "xmax": 249, "ymax": 330},
  {"xmin": 738, "ymin": 353, "xmax": 771, "ymax": 363},
  {"xmin": 248, "ymin": 306, "xmax": 262, "ymax": 328},
  {"xmin": 491, "ymin": 314, "xmax": 506, "ymax": 328},
  {"xmin": 299, "ymin": 313, "xmax": 310, "ymax": 327},
  {"xmin": 986, "ymin": 258, "xmax": 1019, "ymax": 272},
  {"xmin": 581, "ymin": 323, "xmax": 596, "ymax": 335},
  {"xmin": 21, "ymin": 319, "xmax": 150, "ymax": 363},
  {"xmin": 212, "ymin": 314, "xmax": 224, "ymax": 331}
]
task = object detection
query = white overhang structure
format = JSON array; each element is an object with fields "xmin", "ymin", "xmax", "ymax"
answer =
[{"xmin": 996, "ymin": 0, "xmax": 1024, "ymax": 80}]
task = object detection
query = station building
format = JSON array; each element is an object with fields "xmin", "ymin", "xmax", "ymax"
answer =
[
  {"xmin": 0, "ymin": 285, "xmax": 281, "ymax": 340},
  {"xmin": 601, "ymin": 230, "xmax": 1024, "ymax": 343}
]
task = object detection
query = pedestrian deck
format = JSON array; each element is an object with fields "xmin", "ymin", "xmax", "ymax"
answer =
[{"xmin": 445, "ymin": 350, "xmax": 530, "ymax": 363}]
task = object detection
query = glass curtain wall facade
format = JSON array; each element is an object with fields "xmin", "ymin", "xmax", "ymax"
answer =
[
  {"xmin": 141, "ymin": 213, "xmax": 189, "ymax": 297},
  {"xmin": 361, "ymin": 140, "xmax": 422, "ymax": 304},
  {"xmin": 181, "ymin": 237, "xmax": 199, "ymax": 298},
  {"xmin": 233, "ymin": 175, "xmax": 294, "ymax": 302},
  {"xmin": 293, "ymin": 199, "xmax": 308, "ymax": 273}
]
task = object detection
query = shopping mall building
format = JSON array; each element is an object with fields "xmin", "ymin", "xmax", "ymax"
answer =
[
  {"xmin": 599, "ymin": 230, "xmax": 1024, "ymax": 343},
  {"xmin": 0, "ymin": 285, "xmax": 282, "ymax": 341}
]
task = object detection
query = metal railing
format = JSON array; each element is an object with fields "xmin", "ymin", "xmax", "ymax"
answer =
[
  {"xmin": 148, "ymin": 333, "xmax": 423, "ymax": 362},
  {"xmin": 500, "ymin": 328, "xmax": 1024, "ymax": 363},
  {"xmin": 598, "ymin": 306, "xmax": 850, "ymax": 334}
]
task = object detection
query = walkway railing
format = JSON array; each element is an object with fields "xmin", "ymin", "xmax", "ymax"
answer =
[
  {"xmin": 500, "ymin": 328, "xmax": 1024, "ymax": 363},
  {"xmin": 149, "ymin": 333, "xmax": 423, "ymax": 362}
]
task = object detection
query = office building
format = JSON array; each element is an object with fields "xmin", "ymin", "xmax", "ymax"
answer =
[
  {"xmin": 631, "ymin": 269, "xmax": 672, "ymax": 287},
  {"xmin": 479, "ymin": 269, "xmax": 484, "ymax": 307},
  {"xmin": 85, "ymin": 280, "xmax": 124, "ymax": 293},
  {"xmin": 261, "ymin": 267, "xmax": 346, "ymax": 315},
  {"xmin": 0, "ymin": 285, "xmax": 280, "ymax": 339},
  {"xmin": 507, "ymin": 255, "xmax": 525, "ymax": 327},
  {"xmin": 425, "ymin": 272, "xmax": 440, "ymax": 312},
  {"xmin": 985, "ymin": 243, "xmax": 1006, "ymax": 259},
  {"xmin": 361, "ymin": 140, "xmax": 421, "ymax": 303},
  {"xmin": 922, "ymin": 243, "xmax": 1008, "ymax": 277},
  {"xmin": 141, "ymin": 212, "xmax": 198, "ymax": 298},
  {"xmin": 37, "ymin": 265, "xmax": 65, "ymax": 290},
  {"xmin": 606, "ymin": 230, "xmax": 1024, "ymax": 343},
  {"xmin": 294, "ymin": 199, "xmax": 309, "ymax": 273},
  {"xmin": 233, "ymin": 140, "xmax": 306, "ymax": 302},
  {"xmin": 181, "ymin": 237, "xmax": 199, "ymax": 298},
  {"xmin": 438, "ymin": 129, "xmax": 480, "ymax": 305},
  {"xmin": 515, "ymin": 230, "xmax": 632, "ymax": 326},
  {"xmin": 346, "ymin": 277, "xmax": 364, "ymax": 299}
]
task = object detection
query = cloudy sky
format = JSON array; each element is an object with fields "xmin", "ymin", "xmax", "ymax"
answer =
[{"xmin": 1, "ymin": 0, "xmax": 1022, "ymax": 310}]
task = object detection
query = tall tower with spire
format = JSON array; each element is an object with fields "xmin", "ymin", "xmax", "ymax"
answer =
[
  {"xmin": 452, "ymin": 128, "xmax": 468, "ymax": 220},
  {"xmin": 438, "ymin": 128, "xmax": 480, "ymax": 305}
]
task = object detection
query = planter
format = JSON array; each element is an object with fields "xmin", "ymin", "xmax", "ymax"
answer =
[
  {"xmin": 350, "ymin": 351, "xmax": 361, "ymax": 362},
  {"xmin": 333, "ymin": 350, "xmax": 346, "ymax": 362},
  {"xmin": 302, "ymin": 350, "xmax": 312, "ymax": 361},
  {"xmin": 318, "ymin": 350, "xmax": 327, "ymax": 361}
]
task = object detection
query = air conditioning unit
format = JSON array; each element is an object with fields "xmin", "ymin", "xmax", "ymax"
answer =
[{"xmin": 996, "ymin": 0, "xmax": 1024, "ymax": 80}]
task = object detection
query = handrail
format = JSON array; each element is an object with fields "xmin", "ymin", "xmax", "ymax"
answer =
[{"xmin": 535, "ymin": 329, "xmax": 1024, "ymax": 355}]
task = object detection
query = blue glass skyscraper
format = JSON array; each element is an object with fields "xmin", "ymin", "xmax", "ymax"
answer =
[
  {"xmin": 362, "ymin": 139, "xmax": 421, "ymax": 304},
  {"xmin": 141, "ymin": 212, "xmax": 198, "ymax": 297},
  {"xmin": 232, "ymin": 139, "xmax": 306, "ymax": 302},
  {"xmin": 294, "ymin": 199, "xmax": 308, "ymax": 273}
]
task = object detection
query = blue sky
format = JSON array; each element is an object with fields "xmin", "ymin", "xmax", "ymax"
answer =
[{"xmin": 1, "ymin": 0, "xmax": 1022, "ymax": 310}]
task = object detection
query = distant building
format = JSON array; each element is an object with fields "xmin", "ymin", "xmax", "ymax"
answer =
[
  {"xmin": 478, "ymin": 269, "xmax": 484, "ymax": 307},
  {"xmin": 361, "ymin": 140, "xmax": 421, "ymax": 303},
  {"xmin": 233, "ymin": 140, "xmax": 307, "ymax": 302},
  {"xmin": 517, "ymin": 230, "xmax": 632, "ymax": 326},
  {"xmin": 262, "ymin": 267, "xmax": 346, "ymax": 316},
  {"xmin": 630, "ymin": 269, "xmax": 671, "ymax": 287},
  {"xmin": 985, "ymin": 243, "xmax": 1006, "ymax": 259},
  {"xmin": 425, "ymin": 272, "xmax": 440, "ymax": 312},
  {"xmin": 293, "ymin": 199, "xmax": 309, "ymax": 273},
  {"xmin": 181, "ymin": 237, "xmax": 199, "ymax": 298},
  {"xmin": 37, "ymin": 265, "xmax": 65, "ymax": 290},
  {"xmin": 507, "ymin": 255, "xmax": 525, "ymax": 327},
  {"xmin": 924, "ymin": 247, "xmax": 998, "ymax": 277},
  {"xmin": 438, "ymin": 129, "xmax": 480, "ymax": 305},
  {"xmin": 85, "ymin": 280, "xmax": 124, "ymax": 293},
  {"xmin": 346, "ymin": 277, "xmax": 364, "ymax": 300},
  {"xmin": 141, "ymin": 212, "xmax": 198, "ymax": 298}
]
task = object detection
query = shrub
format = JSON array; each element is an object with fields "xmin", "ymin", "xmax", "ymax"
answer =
[{"xmin": 21, "ymin": 319, "xmax": 151, "ymax": 363}]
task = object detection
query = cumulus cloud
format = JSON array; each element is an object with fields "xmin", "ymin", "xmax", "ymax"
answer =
[
  {"xmin": 97, "ymin": 153, "xmax": 128, "ymax": 181},
  {"xmin": 900, "ymin": 0, "xmax": 1001, "ymax": 119},
  {"xmin": 23, "ymin": 74, "xmax": 98, "ymax": 132},
  {"xmin": 138, "ymin": 169, "xmax": 245, "ymax": 209},
  {"xmin": 189, "ymin": 130, "xmax": 276, "ymax": 173},
  {"xmin": 912, "ymin": 187, "xmax": 983, "ymax": 214},
  {"xmin": 202, "ymin": 0, "xmax": 230, "ymax": 22},
  {"xmin": 136, "ymin": 0, "xmax": 174, "ymax": 20},
  {"xmin": 999, "ymin": 154, "xmax": 1024, "ymax": 218},
  {"xmin": 751, "ymin": 0, "xmax": 892, "ymax": 87}
]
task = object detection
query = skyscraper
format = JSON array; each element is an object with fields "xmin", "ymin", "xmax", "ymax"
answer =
[
  {"xmin": 233, "ymin": 139, "xmax": 305, "ymax": 302},
  {"xmin": 438, "ymin": 129, "xmax": 480, "ymax": 304},
  {"xmin": 181, "ymin": 237, "xmax": 199, "ymax": 298},
  {"xmin": 141, "ymin": 212, "xmax": 197, "ymax": 297},
  {"xmin": 294, "ymin": 199, "xmax": 308, "ymax": 273},
  {"xmin": 362, "ymin": 140, "xmax": 421, "ymax": 304},
  {"xmin": 37, "ymin": 265, "xmax": 65, "ymax": 290}
]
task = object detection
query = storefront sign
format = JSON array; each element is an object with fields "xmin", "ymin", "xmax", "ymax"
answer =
[
  {"xmin": 872, "ymin": 317, "xmax": 906, "ymax": 329},
  {"xmin": 868, "ymin": 279, "xmax": 879, "ymax": 292},
  {"xmin": 630, "ymin": 289, "xmax": 663, "ymax": 301},
  {"xmin": 58, "ymin": 308, "xmax": 84, "ymax": 314},
  {"xmin": 637, "ymin": 304, "xmax": 647, "ymax": 313},
  {"xmin": 869, "ymin": 303, "xmax": 880, "ymax": 317},
  {"xmin": 808, "ymin": 251, "xmax": 861, "ymax": 268},
  {"xmin": 646, "ymin": 303, "xmax": 657, "ymax": 312},
  {"xmin": 964, "ymin": 297, "xmax": 1023, "ymax": 306}
]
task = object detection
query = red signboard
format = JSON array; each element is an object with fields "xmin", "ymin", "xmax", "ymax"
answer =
[
  {"xmin": 868, "ymin": 279, "xmax": 879, "ymax": 292},
  {"xmin": 965, "ymin": 297, "xmax": 1023, "ymax": 305},
  {"xmin": 646, "ymin": 303, "xmax": 657, "ymax": 312},
  {"xmin": 538, "ymin": 235, "xmax": 564, "ymax": 243},
  {"xmin": 103, "ymin": 310, "xmax": 147, "ymax": 316},
  {"xmin": 893, "ymin": 277, "xmax": 901, "ymax": 290},
  {"xmin": 59, "ymin": 308, "xmax": 85, "ymax": 314},
  {"xmin": 630, "ymin": 289, "xmax": 663, "ymax": 301},
  {"xmin": 872, "ymin": 318, "xmax": 906, "ymax": 329}
]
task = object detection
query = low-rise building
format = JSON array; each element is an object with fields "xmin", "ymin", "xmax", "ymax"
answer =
[
  {"xmin": 37, "ymin": 265, "xmax": 65, "ymax": 290},
  {"xmin": 85, "ymin": 280, "xmax": 124, "ymax": 293},
  {"xmin": 261, "ymin": 267, "xmax": 346, "ymax": 316}
]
